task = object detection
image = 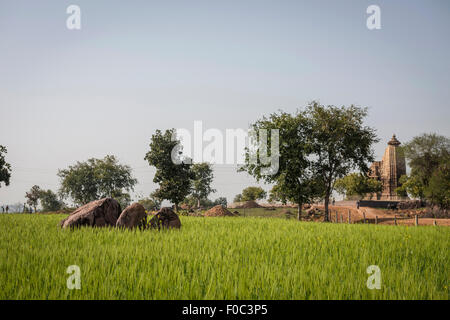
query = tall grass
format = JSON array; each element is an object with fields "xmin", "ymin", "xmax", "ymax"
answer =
[{"xmin": 0, "ymin": 214, "xmax": 448, "ymax": 299}]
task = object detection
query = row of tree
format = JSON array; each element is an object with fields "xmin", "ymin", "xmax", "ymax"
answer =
[{"xmin": 1, "ymin": 102, "xmax": 448, "ymax": 215}]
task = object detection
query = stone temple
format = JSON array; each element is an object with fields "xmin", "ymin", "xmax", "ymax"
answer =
[{"xmin": 368, "ymin": 135, "xmax": 407, "ymax": 200}]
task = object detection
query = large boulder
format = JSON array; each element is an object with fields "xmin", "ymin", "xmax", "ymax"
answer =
[
  {"xmin": 116, "ymin": 203, "xmax": 147, "ymax": 229},
  {"xmin": 149, "ymin": 207, "xmax": 181, "ymax": 230},
  {"xmin": 60, "ymin": 198, "xmax": 121, "ymax": 229}
]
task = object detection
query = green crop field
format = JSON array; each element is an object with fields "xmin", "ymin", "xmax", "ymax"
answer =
[{"xmin": 0, "ymin": 214, "xmax": 448, "ymax": 300}]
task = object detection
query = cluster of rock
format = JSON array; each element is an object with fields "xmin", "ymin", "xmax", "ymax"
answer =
[{"xmin": 59, "ymin": 198, "xmax": 181, "ymax": 230}]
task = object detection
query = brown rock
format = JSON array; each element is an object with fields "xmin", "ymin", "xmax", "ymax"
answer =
[
  {"xmin": 60, "ymin": 198, "xmax": 121, "ymax": 229},
  {"xmin": 116, "ymin": 203, "xmax": 147, "ymax": 229},
  {"xmin": 149, "ymin": 207, "xmax": 182, "ymax": 230}
]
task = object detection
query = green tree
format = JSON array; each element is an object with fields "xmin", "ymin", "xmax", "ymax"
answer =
[
  {"xmin": 395, "ymin": 174, "xmax": 425, "ymax": 200},
  {"xmin": 213, "ymin": 197, "xmax": 227, "ymax": 207},
  {"xmin": 233, "ymin": 194, "xmax": 243, "ymax": 203},
  {"xmin": 307, "ymin": 102, "xmax": 378, "ymax": 221},
  {"xmin": 241, "ymin": 186, "xmax": 267, "ymax": 201},
  {"xmin": 191, "ymin": 162, "xmax": 216, "ymax": 208},
  {"xmin": 39, "ymin": 189, "xmax": 64, "ymax": 212},
  {"xmin": 240, "ymin": 110, "xmax": 322, "ymax": 219},
  {"xmin": 402, "ymin": 133, "xmax": 450, "ymax": 188},
  {"xmin": 138, "ymin": 192, "xmax": 162, "ymax": 212},
  {"xmin": 58, "ymin": 155, "xmax": 137, "ymax": 206},
  {"xmin": 425, "ymin": 162, "xmax": 449, "ymax": 209},
  {"xmin": 335, "ymin": 173, "xmax": 382, "ymax": 200},
  {"xmin": 0, "ymin": 145, "xmax": 12, "ymax": 188},
  {"xmin": 25, "ymin": 185, "xmax": 41, "ymax": 213},
  {"xmin": 144, "ymin": 129, "xmax": 193, "ymax": 212}
]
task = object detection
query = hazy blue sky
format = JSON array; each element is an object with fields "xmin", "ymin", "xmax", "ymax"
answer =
[{"xmin": 1, "ymin": 0, "xmax": 449, "ymax": 206}]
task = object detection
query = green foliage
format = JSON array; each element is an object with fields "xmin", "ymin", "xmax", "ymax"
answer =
[
  {"xmin": 58, "ymin": 155, "xmax": 137, "ymax": 206},
  {"xmin": 144, "ymin": 129, "xmax": 193, "ymax": 211},
  {"xmin": 424, "ymin": 162, "xmax": 450, "ymax": 209},
  {"xmin": 191, "ymin": 162, "xmax": 216, "ymax": 207},
  {"xmin": 398, "ymin": 133, "xmax": 450, "ymax": 207},
  {"xmin": 138, "ymin": 194, "xmax": 162, "ymax": 212},
  {"xmin": 402, "ymin": 133, "xmax": 449, "ymax": 187},
  {"xmin": 233, "ymin": 194, "xmax": 243, "ymax": 203},
  {"xmin": 306, "ymin": 102, "xmax": 378, "ymax": 219},
  {"xmin": 334, "ymin": 173, "xmax": 382, "ymax": 200},
  {"xmin": 39, "ymin": 189, "xmax": 64, "ymax": 212},
  {"xmin": 213, "ymin": 197, "xmax": 227, "ymax": 207},
  {"xmin": 396, "ymin": 175, "xmax": 425, "ymax": 200},
  {"xmin": 1, "ymin": 214, "xmax": 448, "ymax": 299},
  {"xmin": 25, "ymin": 185, "xmax": 41, "ymax": 212},
  {"xmin": 241, "ymin": 186, "xmax": 267, "ymax": 201},
  {"xmin": 240, "ymin": 110, "xmax": 321, "ymax": 218},
  {"xmin": 240, "ymin": 102, "xmax": 378, "ymax": 221},
  {"xmin": 0, "ymin": 145, "xmax": 12, "ymax": 188}
]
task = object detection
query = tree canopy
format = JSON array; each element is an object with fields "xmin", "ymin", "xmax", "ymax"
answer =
[
  {"xmin": 240, "ymin": 109, "xmax": 322, "ymax": 219},
  {"xmin": 191, "ymin": 162, "xmax": 216, "ymax": 208},
  {"xmin": 240, "ymin": 102, "xmax": 378, "ymax": 220},
  {"xmin": 397, "ymin": 133, "xmax": 450, "ymax": 208},
  {"xmin": 39, "ymin": 189, "xmax": 64, "ymax": 212},
  {"xmin": 334, "ymin": 173, "xmax": 381, "ymax": 200},
  {"xmin": 144, "ymin": 129, "xmax": 193, "ymax": 211},
  {"xmin": 241, "ymin": 186, "xmax": 267, "ymax": 201},
  {"xmin": 0, "ymin": 145, "xmax": 12, "ymax": 188},
  {"xmin": 306, "ymin": 102, "xmax": 378, "ymax": 220},
  {"xmin": 58, "ymin": 155, "xmax": 137, "ymax": 206},
  {"xmin": 25, "ymin": 185, "xmax": 41, "ymax": 212}
]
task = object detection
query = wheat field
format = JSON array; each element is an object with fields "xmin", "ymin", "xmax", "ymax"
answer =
[{"xmin": 0, "ymin": 214, "xmax": 448, "ymax": 299}]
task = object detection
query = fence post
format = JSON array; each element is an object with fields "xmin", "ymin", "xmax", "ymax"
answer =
[
  {"xmin": 415, "ymin": 215, "xmax": 419, "ymax": 226},
  {"xmin": 394, "ymin": 215, "xmax": 397, "ymax": 226},
  {"xmin": 375, "ymin": 216, "xmax": 378, "ymax": 225},
  {"xmin": 363, "ymin": 211, "xmax": 366, "ymax": 224},
  {"xmin": 336, "ymin": 211, "xmax": 338, "ymax": 223},
  {"xmin": 340, "ymin": 214, "xmax": 343, "ymax": 223},
  {"xmin": 348, "ymin": 210, "xmax": 351, "ymax": 224}
]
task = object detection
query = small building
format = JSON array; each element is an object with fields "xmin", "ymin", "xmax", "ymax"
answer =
[{"xmin": 368, "ymin": 135, "xmax": 408, "ymax": 201}]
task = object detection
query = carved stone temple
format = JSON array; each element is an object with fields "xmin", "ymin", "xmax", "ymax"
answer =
[{"xmin": 368, "ymin": 135, "xmax": 408, "ymax": 201}]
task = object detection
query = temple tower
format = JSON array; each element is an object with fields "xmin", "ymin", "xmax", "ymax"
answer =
[{"xmin": 368, "ymin": 135, "xmax": 407, "ymax": 200}]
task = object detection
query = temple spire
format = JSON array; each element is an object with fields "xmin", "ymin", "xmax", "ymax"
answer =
[{"xmin": 388, "ymin": 134, "xmax": 401, "ymax": 146}]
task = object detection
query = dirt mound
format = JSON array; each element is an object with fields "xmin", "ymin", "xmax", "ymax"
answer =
[
  {"xmin": 204, "ymin": 205, "xmax": 237, "ymax": 217},
  {"xmin": 241, "ymin": 201, "xmax": 262, "ymax": 209}
]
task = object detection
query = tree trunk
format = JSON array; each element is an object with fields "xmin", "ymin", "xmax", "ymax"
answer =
[
  {"xmin": 174, "ymin": 203, "xmax": 179, "ymax": 213},
  {"xmin": 197, "ymin": 198, "xmax": 201, "ymax": 209},
  {"xmin": 297, "ymin": 201, "xmax": 303, "ymax": 221},
  {"xmin": 324, "ymin": 192, "xmax": 330, "ymax": 222}
]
